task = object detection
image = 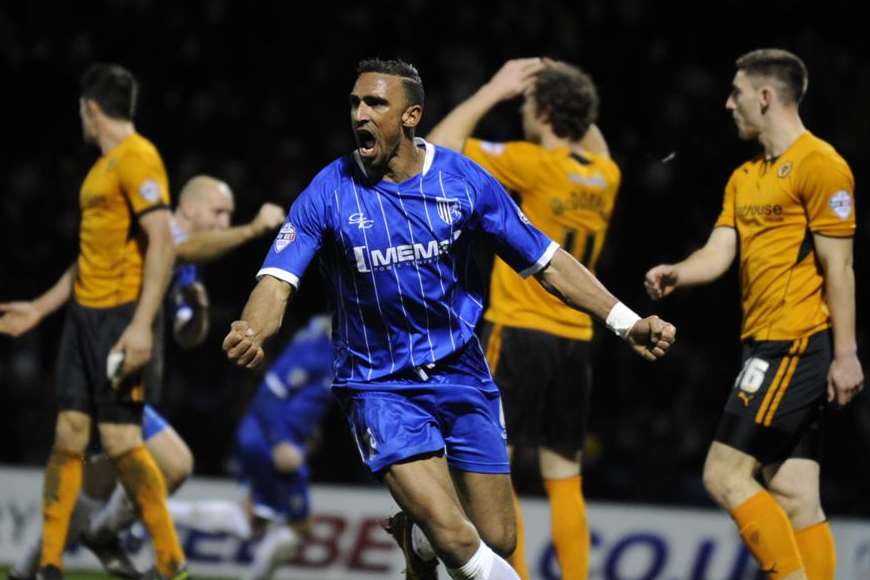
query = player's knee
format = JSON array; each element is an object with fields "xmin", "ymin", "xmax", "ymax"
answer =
[
  {"xmin": 702, "ymin": 456, "xmax": 746, "ymax": 504},
  {"xmin": 98, "ymin": 423, "xmax": 142, "ymax": 458},
  {"xmin": 163, "ymin": 445, "xmax": 194, "ymax": 493},
  {"xmin": 424, "ymin": 511, "xmax": 479, "ymax": 558},
  {"xmin": 483, "ymin": 525, "xmax": 517, "ymax": 559},
  {"xmin": 271, "ymin": 442, "xmax": 304, "ymax": 474},
  {"xmin": 702, "ymin": 457, "xmax": 723, "ymax": 497},
  {"xmin": 768, "ymin": 481, "xmax": 821, "ymax": 524},
  {"xmin": 54, "ymin": 412, "xmax": 91, "ymax": 452}
]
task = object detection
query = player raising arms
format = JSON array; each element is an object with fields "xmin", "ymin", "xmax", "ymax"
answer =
[
  {"xmin": 224, "ymin": 58, "xmax": 675, "ymax": 580},
  {"xmin": 428, "ymin": 58, "xmax": 619, "ymax": 580}
]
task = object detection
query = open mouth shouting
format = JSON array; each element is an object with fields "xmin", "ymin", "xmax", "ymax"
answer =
[{"xmin": 355, "ymin": 127, "xmax": 379, "ymax": 160}]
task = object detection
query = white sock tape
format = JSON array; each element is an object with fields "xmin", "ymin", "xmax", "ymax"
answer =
[{"xmin": 606, "ymin": 302, "xmax": 641, "ymax": 340}]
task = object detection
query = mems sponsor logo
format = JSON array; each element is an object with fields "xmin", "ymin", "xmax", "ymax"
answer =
[{"xmin": 353, "ymin": 231, "xmax": 462, "ymax": 273}]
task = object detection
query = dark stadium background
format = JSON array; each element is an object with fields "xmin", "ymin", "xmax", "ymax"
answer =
[{"xmin": 1, "ymin": 1, "xmax": 868, "ymax": 516}]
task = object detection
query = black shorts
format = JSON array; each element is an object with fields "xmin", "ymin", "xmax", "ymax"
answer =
[
  {"xmin": 56, "ymin": 300, "xmax": 159, "ymax": 424},
  {"xmin": 480, "ymin": 322, "xmax": 592, "ymax": 453},
  {"xmin": 714, "ymin": 329, "xmax": 831, "ymax": 464}
]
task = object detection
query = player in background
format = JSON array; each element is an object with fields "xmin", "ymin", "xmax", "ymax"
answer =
[
  {"xmin": 428, "ymin": 58, "xmax": 619, "ymax": 580},
  {"xmin": 0, "ymin": 62, "xmax": 188, "ymax": 580},
  {"xmin": 223, "ymin": 58, "xmax": 675, "ymax": 580},
  {"xmin": 166, "ymin": 175, "xmax": 287, "ymax": 351},
  {"xmin": 168, "ymin": 314, "xmax": 333, "ymax": 580},
  {"xmin": 645, "ymin": 49, "xmax": 862, "ymax": 580},
  {"xmin": 3, "ymin": 175, "xmax": 285, "ymax": 579},
  {"xmin": 82, "ymin": 177, "xmax": 285, "ymax": 569}
]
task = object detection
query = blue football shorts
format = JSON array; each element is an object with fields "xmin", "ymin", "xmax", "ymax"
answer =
[{"xmin": 335, "ymin": 383, "xmax": 508, "ymax": 475}]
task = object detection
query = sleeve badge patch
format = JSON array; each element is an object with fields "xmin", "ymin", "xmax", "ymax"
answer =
[
  {"xmin": 828, "ymin": 190, "xmax": 853, "ymax": 220},
  {"xmin": 480, "ymin": 141, "xmax": 505, "ymax": 155},
  {"xmin": 275, "ymin": 222, "xmax": 297, "ymax": 252},
  {"xmin": 139, "ymin": 179, "xmax": 162, "ymax": 203}
]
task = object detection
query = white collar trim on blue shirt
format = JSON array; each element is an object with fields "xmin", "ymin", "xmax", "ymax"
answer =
[
  {"xmin": 417, "ymin": 137, "xmax": 435, "ymax": 176},
  {"xmin": 353, "ymin": 138, "xmax": 435, "ymax": 180}
]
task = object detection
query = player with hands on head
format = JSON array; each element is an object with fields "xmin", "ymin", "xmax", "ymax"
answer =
[{"xmin": 427, "ymin": 55, "xmax": 622, "ymax": 579}]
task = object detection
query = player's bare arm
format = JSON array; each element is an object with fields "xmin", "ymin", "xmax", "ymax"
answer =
[
  {"xmin": 577, "ymin": 124, "xmax": 610, "ymax": 158},
  {"xmin": 814, "ymin": 233, "xmax": 864, "ymax": 406},
  {"xmin": 223, "ymin": 275, "xmax": 294, "ymax": 369},
  {"xmin": 537, "ymin": 248, "xmax": 676, "ymax": 361},
  {"xmin": 113, "ymin": 209, "xmax": 175, "ymax": 378},
  {"xmin": 645, "ymin": 226, "xmax": 737, "ymax": 300},
  {"xmin": 427, "ymin": 58, "xmax": 545, "ymax": 151},
  {"xmin": 0, "ymin": 262, "xmax": 77, "ymax": 337},
  {"xmin": 176, "ymin": 203, "xmax": 286, "ymax": 263}
]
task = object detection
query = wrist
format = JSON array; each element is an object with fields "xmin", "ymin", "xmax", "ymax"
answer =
[
  {"xmin": 476, "ymin": 83, "xmax": 509, "ymax": 106},
  {"xmin": 669, "ymin": 263, "xmax": 683, "ymax": 288},
  {"xmin": 129, "ymin": 314, "xmax": 154, "ymax": 332},
  {"xmin": 243, "ymin": 222, "xmax": 259, "ymax": 238},
  {"xmin": 31, "ymin": 298, "xmax": 51, "ymax": 320},
  {"xmin": 606, "ymin": 302, "xmax": 641, "ymax": 340},
  {"xmin": 239, "ymin": 321, "xmax": 263, "ymax": 346},
  {"xmin": 834, "ymin": 348, "xmax": 858, "ymax": 359}
]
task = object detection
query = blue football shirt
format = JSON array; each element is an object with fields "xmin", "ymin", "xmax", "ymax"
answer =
[{"xmin": 259, "ymin": 139, "xmax": 558, "ymax": 384}]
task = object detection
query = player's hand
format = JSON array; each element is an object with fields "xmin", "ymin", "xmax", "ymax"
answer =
[
  {"xmin": 0, "ymin": 301, "xmax": 43, "ymax": 337},
  {"xmin": 827, "ymin": 353, "xmax": 864, "ymax": 407},
  {"xmin": 485, "ymin": 58, "xmax": 546, "ymax": 101},
  {"xmin": 251, "ymin": 203, "xmax": 286, "ymax": 236},
  {"xmin": 223, "ymin": 320, "xmax": 265, "ymax": 368},
  {"xmin": 626, "ymin": 315, "xmax": 676, "ymax": 361},
  {"xmin": 271, "ymin": 442, "xmax": 304, "ymax": 473},
  {"xmin": 111, "ymin": 321, "xmax": 153, "ymax": 382},
  {"xmin": 644, "ymin": 264, "xmax": 680, "ymax": 300}
]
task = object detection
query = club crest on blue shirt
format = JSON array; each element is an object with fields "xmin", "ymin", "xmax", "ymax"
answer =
[
  {"xmin": 275, "ymin": 222, "xmax": 297, "ymax": 252},
  {"xmin": 436, "ymin": 197, "xmax": 462, "ymax": 225},
  {"xmin": 348, "ymin": 212, "xmax": 375, "ymax": 229}
]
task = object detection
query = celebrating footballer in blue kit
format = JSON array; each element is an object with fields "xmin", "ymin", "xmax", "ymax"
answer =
[{"xmin": 225, "ymin": 58, "xmax": 676, "ymax": 580}]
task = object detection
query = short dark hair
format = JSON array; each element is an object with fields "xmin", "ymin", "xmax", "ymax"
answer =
[
  {"xmin": 532, "ymin": 61, "xmax": 599, "ymax": 141},
  {"xmin": 736, "ymin": 49, "xmax": 808, "ymax": 104},
  {"xmin": 356, "ymin": 58, "xmax": 424, "ymax": 107},
  {"xmin": 80, "ymin": 63, "xmax": 138, "ymax": 120}
]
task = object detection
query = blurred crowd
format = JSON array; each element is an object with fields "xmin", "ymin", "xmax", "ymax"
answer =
[{"xmin": 2, "ymin": 0, "xmax": 869, "ymax": 514}]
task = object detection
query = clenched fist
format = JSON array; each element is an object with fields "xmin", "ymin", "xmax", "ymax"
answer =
[
  {"xmin": 223, "ymin": 320, "xmax": 265, "ymax": 368},
  {"xmin": 627, "ymin": 315, "xmax": 677, "ymax": 361},
  {"xmin": 250, "ymin": 203, "xmax": 286, "ymax": 236}
]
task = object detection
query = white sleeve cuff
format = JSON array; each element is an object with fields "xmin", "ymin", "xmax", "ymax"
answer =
[
  {"xmin": 256, "ymin": 267, "xmax": 300, "ymax": 288},
  {"xmin": 519, "ymin": 241, "xmax": 560, "ymax": 278}
]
